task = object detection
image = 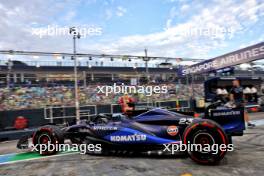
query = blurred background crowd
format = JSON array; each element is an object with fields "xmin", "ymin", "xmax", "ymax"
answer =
[{"xmin": 0, "ymin": 83, "xmax": 204, "ymax": 111}]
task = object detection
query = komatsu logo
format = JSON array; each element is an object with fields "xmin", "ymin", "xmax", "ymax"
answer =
[
  {"xmin": 213, "ymin": 111, "xmax": 240, "ymax": 117},
  {"xmin": 110, "ymin": 134, "xmax": 147, "ymax": 142}
]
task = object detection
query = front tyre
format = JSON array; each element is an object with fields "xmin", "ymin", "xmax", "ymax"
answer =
[
  {"xmin": 183, "ymin": 119, "xmax": 229, "ymax": 165},
  {"xmin": 32, "ymin": 125, "xmax": 64, "ymax": 155}
]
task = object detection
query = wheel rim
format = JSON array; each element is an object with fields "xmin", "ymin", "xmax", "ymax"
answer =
[
  {"xmin": 38, "ymin": 134, "xmax": 51, "ymax": 144},
  {"xmin": 193, "ymin": 132, "xmax": 215, "ymax": 154}
]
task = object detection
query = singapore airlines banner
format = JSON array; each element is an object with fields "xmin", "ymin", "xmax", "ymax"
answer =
[{"xmin": 179, "ymin": 42, "xmax": 264, "ymax": 76}]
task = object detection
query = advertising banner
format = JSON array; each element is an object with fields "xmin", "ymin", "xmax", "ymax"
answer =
[{"xmin": 179, "ymin": 42, "xmax": 264, "ymax": 76}]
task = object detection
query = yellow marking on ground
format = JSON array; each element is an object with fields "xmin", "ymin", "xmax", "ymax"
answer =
[{"xmin": 180, "ymin": 173, "xmax": 192, "ymax": 176}]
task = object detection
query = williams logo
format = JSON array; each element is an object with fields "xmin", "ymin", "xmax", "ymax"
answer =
[{"xmin": 213, "ymin": 111, "xmax": 240, "ymax": 117}]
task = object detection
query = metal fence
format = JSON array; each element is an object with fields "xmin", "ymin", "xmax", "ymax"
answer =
[
  {"xmin": 43, "ymin": 99, "xmax": 191, "ymax": 123},
  {"xmin": 0, "ymin": 99, "xmax": 192, "ymax": 131},
  {"xmin": 44, "ymin": 105, "xmax": 97, "ymax": 123},
  {"xmin": 0, "ymin": 59, "xmax": 160, "ymax": 68}
]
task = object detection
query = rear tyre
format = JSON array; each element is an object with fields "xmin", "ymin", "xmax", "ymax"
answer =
[
  {"xmin": 32, "ymin": 125, "xmax": 64, "ymax": 155},
  {"xmin": 183, "ymin": 119, "xmax": 229, "ymax": 165}
]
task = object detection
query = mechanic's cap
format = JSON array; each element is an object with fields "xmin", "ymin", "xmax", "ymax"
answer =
[
  {"xmin": 251, "ymin": 87, "xmax": 257, "ymax": 93},
  {"xmin": 243, "ymin": 87, "xmax": 251, "ymax": 94},
  {"xmin": 216, "ymin": 88, "xmax": 223, "ymax": 95},
  {"xmin": 222, "ymin": 89, "xmax": 228, "ymax": 95}
]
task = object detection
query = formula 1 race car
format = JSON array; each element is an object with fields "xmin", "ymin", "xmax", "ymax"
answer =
[{"xmin": 17, "ymin": 105, "xmax": 245, "ymax": 165}]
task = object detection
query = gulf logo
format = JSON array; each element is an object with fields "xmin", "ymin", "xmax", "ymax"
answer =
[{"xmin": 167, "ymin": 126, "xmax": 178, "ymax": 136}]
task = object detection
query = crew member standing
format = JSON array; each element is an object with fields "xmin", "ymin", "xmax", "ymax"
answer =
[
  {"xmin": 229, "ymin": 79, "xmax": 255, "ymax": 127},
  {"xmin": 118, "ymin": 93, "xmax": 135, "ymax": 114}
]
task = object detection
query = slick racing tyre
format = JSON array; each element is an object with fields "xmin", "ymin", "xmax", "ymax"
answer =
[
  {"xmin": 183, "ymin": 119, "xmax": 229, "ymax": 165},
  {"xmin": 32, "ymin": 125, "xmax": 64, "ymax": 155}
]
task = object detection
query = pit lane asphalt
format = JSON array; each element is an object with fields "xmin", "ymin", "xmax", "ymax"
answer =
[{"xmin": 0, "ymin": 112, "xmax": 264, "ymax": 176}]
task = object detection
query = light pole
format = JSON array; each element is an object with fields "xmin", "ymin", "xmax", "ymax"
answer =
[
  {"xmin": 7, "ymin": 59, "xmax": 12, "ymax": 89},
  {"xmin": 70, "ymin": 27, "xmax": 81, "ymax": 124},
  {"xmin": 143, "ymin": 48, "xmax": 151, "ymax": 107},
  {"xmin": 143, "ymin": 48, "xmax": 150, "ymax": 82}
]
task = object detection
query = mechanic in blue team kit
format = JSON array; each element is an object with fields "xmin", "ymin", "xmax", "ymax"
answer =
[{"xmin": 229, "ymin": 79, "xmax": 255, "ymax": 127}]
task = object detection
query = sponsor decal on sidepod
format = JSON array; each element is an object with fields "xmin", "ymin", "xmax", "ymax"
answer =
[
  {"xmin": 110, "ymin": 134, "xmax": 147, "ymax": 142},
  {"xmin": 167, "ymin": 126, "xmax": 179, "ymax": 136}
]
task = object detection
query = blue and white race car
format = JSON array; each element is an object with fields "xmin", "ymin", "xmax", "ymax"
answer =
[{"xmin": 17, "ymin": 105, "xmax": 245, "ymax": 165}]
